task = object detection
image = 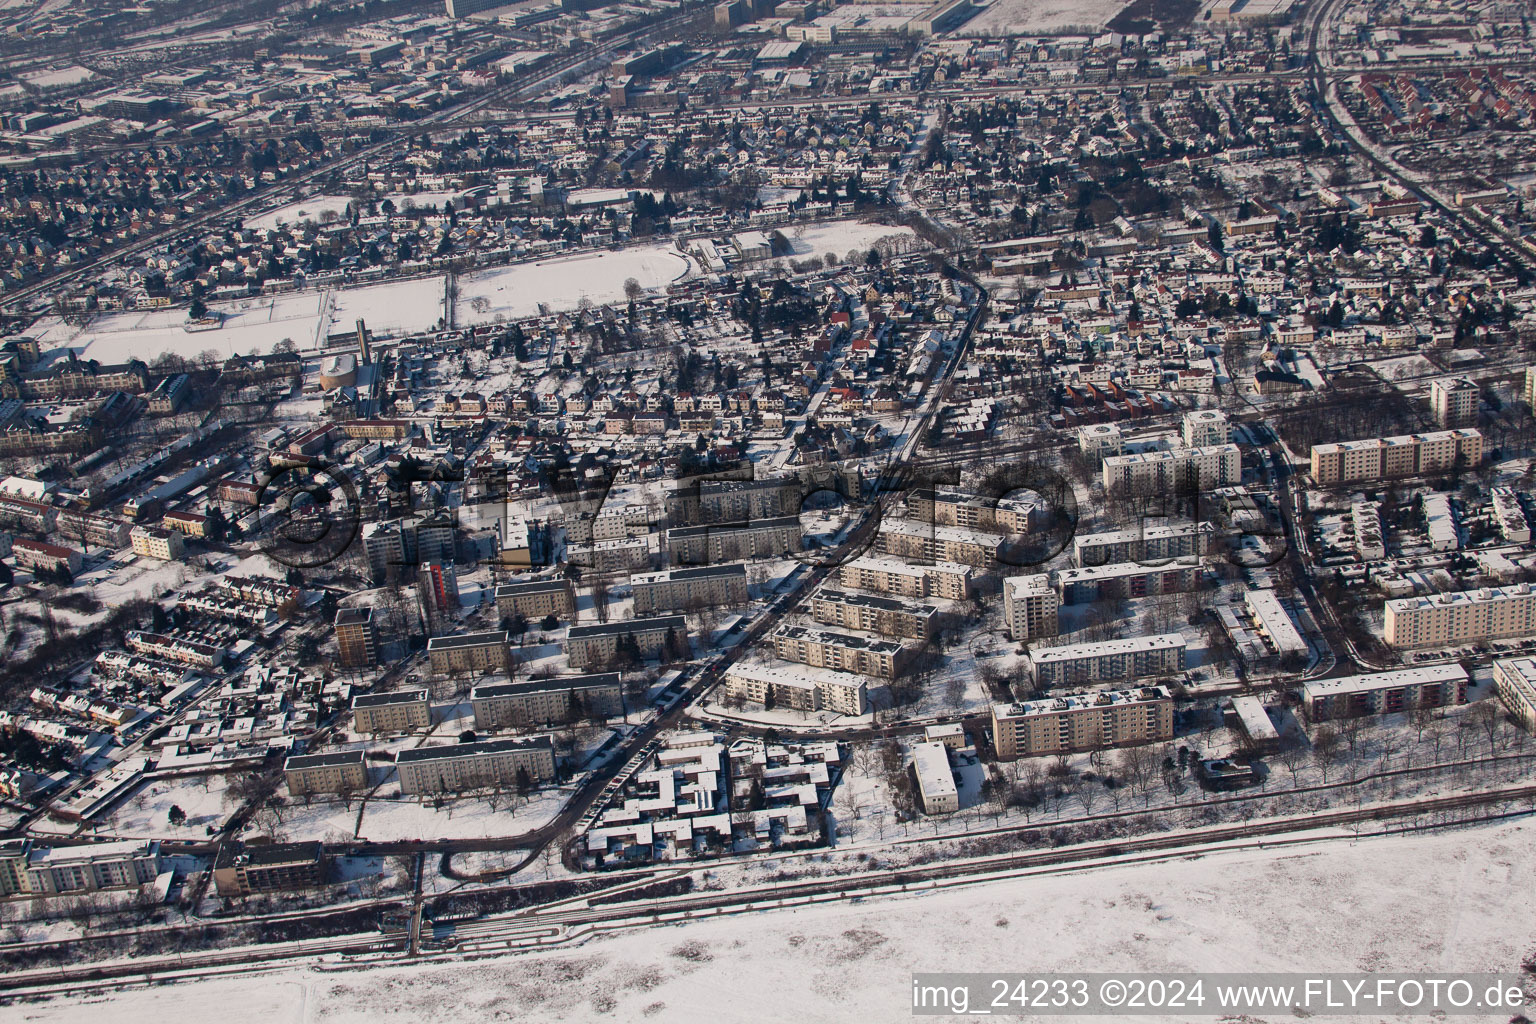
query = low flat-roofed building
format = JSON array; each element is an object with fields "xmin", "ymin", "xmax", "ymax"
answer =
[
  {"xmin": 283, "ymin": 749, "xmax": 368, "ymax": 795},
  {"xmin": 911, "ymin": 741, "xmax": 958, "ymax": 813},
  {"xmin": 395, "ymin": 736, "xmax": 556, "ymax": 794},
  {"xmin": 350, "ymin": 688, "xmax": 431, "ymax": 734},
  {"xmin": 991, "ymin": 686, "xmax": 1173, "ymax": 760},
  {"xmin": 1030, "ymin": 633, "xmax": 1185, "ymax": 687},
  {"xmin": 1300, "ymin": 664, "xmax": 1469, "ymax": 721},
  {"xmin": 427, "ymin": 630, "xmax": 510, "ymax": 676},
  {"xmin": 471, "ymin": 673, "xmax": 624, "ymax": 729},
  {"xmin": 1225, "ymin": 694, "xmax": 1281, "ymax": 754},
  {"xmin": 722, "ymin": 662, "xmax": 868, "ymax": 716},
  {"xmin": 1244, "ymin": 589, "xmax": 1307, "ymax": 661}
]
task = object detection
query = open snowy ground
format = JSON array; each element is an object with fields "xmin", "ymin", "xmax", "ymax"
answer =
[
  {"xmin": 245, "ymin": 196, "xmax": 357, "ymax": 232},
  {"xmin": 958, "ymin": 0, "xmax": 1130, "ymax": 34},
  {"xmin": 22, "ymin": 818, "xmax": 1536, "ymax": 1023},
  {"xmin": 455, "ymin": 245, "xmax": 693, "ymax": 324}
]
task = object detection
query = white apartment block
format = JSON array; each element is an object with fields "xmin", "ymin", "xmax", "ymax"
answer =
[
  {"xmin": 1300, "ymin": 664, "xmax": 1468, "ymax": 721},
  {"xmin": 0, "ymin": 839, "xmax": 160, "ymax": 896},
  {"xmin": 395, "ymin": 736, "xmax": 556, "ymax": 795},
  {"xmin": 470, "ymin": 673, "xmax": 624, "ymax": 729},
  {"xmin": 1053, "ymin": 557, "xmax": 1202, "ymax": 604},
  {"xmin": 770, "ymin": 624, "xmax": 913, "ymax": 679},
  {"xmin": 130, "ymin": 525, "xmax": 184, "ymax": 561},
  {"xmin": 810, "ymin": 587, "xmax": 938, "ymax": 640},
  {"xmin": 838, "ymin": 555, "xmax": 972, "ymax": 600},
  {"xmin": 1384, "ymin": 584, "xmax": 1536, "ymax": 648},
  {"xmin": 1101, "ymin": 444, "xmax": 1241, "ymax": 495},
  {"xmin": 492, "ymin": 578, "xmax": 575, "ymax": 620},
  {"xmin": 991, "ymin": 685, "xmax": 1174, "ymax": 760},
  {"xmin": 910, "ymin": 741, "xmax": 958, "ymax": 813},
  {"xmin": 723, "ymin": 663, "xmax": 868, "ymax": 716},
  {"xmin": 1072, "ymin": 521, "xmax": 1215, "ymax": 567},
  {"xmin": 875, "ymin": 518, "xmax": 1003, "ymax": 567},
  {"xmin": 1181, "ymin": 409, "xmax": 1230, "ymax": 448},
  {"xmin": 1077, "ymin": 423, "xmax": 1124, "ymax": 462},
  {"xmin": 350, "ymin": 689, "xmax": 431, "ymax": 734},
  {"xmin": 1492, "ymin": 658, "xmax": 1536, "ymax": 733},
  {"xmin": 283, "ymin": 749, "xmax": 369, "ymax": 796},
  {"xmin": 1309, "ymin": 429, "xmax": 1483, "ymax": 486},
  {"xmin": 631, "ymin": 563, "xmax": 749, "ymax": 614},
  {"xmin": 906, "ymin": 488, "xmax": 1040, "ymax": 533},
  {"xmin": 1003, "ymin": 573, "xmax": 1059, "ymax": 641},
  {"xmin": 1031, "ymin": 633, "xmax": 1186, "ymax": 687},
  {"xmin": 1429, "ymin": 376, "xmax": 1479, "ymax": 428}
]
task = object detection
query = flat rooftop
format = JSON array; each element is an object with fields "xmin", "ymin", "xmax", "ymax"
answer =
[
  {"xmin": 1300, "ymin": 663, "xmax": 1467, "ymax": 699},
  {"xmin": 351, "ymin": 688, "xmax": 428, "ymax": 708},
  {"xmin": 568, "ymin": 615, "xmax": 686, "ymax": 639},
  {"xmin": 396, "ymin": 735, "xmax": 555, "ymax": 764},
  {"xmin": 1031, "ymin": 633, "xmax": 1186, "ymax": 664},
  {"xmin": 426, "ymin": 630, "xmax": 510, "ymax": 651}
]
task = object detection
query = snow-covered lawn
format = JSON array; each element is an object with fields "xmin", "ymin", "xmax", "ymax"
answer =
[
  {"xmin": 24, "ymin": 818, "xmax": 1536, "ymax": 1023},
  {"xmin": 103, "ymin": 774, "xmax": 231, "ymax": 838},
  {"xmin": 244, "ymin": 195, "xmax": 356, "ymax": 231},
  {"xmin": 454, "ymin": 244, "xmax": 692, "ymax": 324},
  {"xmin": 350, "ymin": 787, "xmax": 570, "ymax": 843},
  {"xmin": 783, "ymin": 219, "xmax": 920, "ymax": 260},
  {"xmin": 331, "ymin": 275, "xmax": 446, "ymax": 336}
]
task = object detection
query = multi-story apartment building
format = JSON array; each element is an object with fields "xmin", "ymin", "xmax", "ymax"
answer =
[
  {"xmin": 1181, "ymin": 409, "xmax": 1230, "ymax": 448},
  {"xmin": 631, "ymin": 563, "xmax": 749, "ymax": 614},
  {"xmin": 283, "ymin": 749, "xmax": 369, "ymax": 796},
  {"xmin": 566, "ymin": 616, "xmax": 688, "ymax": 669},
  {"xmin": 991, "ymin": 686, "xmax": 1174, "ymax": 760},
  {"xmin": 1071, "ymin": 521, "xmax": 1214, "ymax": 567},
  {"xmin": 13, "ymin": 537, "xmax": 83, "ymax": 575},
  {"xmin": 351, "ymin": 689, "xmax": 431, "ymax": 734},
  {"xmin": 770, "ymin": 624, "xmax": 913, "ymax": 679},
  {"xmin": 875, "ymin": 518, "xmax": 1003, "ymax": 567},
  {"xmin": 722, "ymin": 663, "xmax": 869, "ymax": 716},
  {"xmin": 1300, "ymin": 664, "xmax": 1468, "ymax": 721},
  {"xmin": 418, "ymin": 560, "xmax": 459, "ymax": 623},
  {"xmin": 334, "ymin": 607, "xmax": 378, "ymax": 668},
  {"xmin": 1101, "ymin": 444, "xmax": 1242, "ymax": 496},
  {"xmin": 0, "ymin": 839, "xmax": 160, "ymax": 896},
  {"xmin": 1077, "ymin": 423, "xmax": 1124, "ymax": 462},
  {"xmin": 905, "ymin": 488, "xmax": 1039, "ymax": 533},
  {"xmin": 1384, "ymin": 583, "xmax": 1536, "ymax": 648},
  {"xmin": 1429, "ymin": 376, "xmax": 1480, "ymax": 428},
  {"xmin": 1053, "ymin": 557, "xmax": 1202, "ymax": 604},
  {"xmin": 664, "ymin": 474, "xmax": 803, "ymax": 525},
  {"xmin": 1003, "ymin": 573, "xmax": 1059, "ymax": 641},
  {"xmin": 1030, "ymin": 633, "xmax": 1186, "ymax": 687},
  {"xmin": 130, "ymin": 525, "xmax": 184, "ymax": 561},
  {"xmin": 125, "ymin": 630, "xmax": 224, "ymax": 668},
  {"xmin": 427, "ymin": 631, "xmax": 510, "ymax": 676},
  {"xmin": 493, "ymin": 578, "xmax": 575, "ymax": 621},
  {"xmin": 838, "ymin": 555, "xmax": 973, "ymax": 600},
  {"xmin": 666, "ymin": 517, "xmax": 801, "ymax": 565},
  {"xmin": 395, "ymin": 736, "xmax": 557, "ymax": 794},
  {"xmin": 53, "ymin": 509, "xmax": 131, "ymax": 549},
  {"xmin": 1309, "ymin": 429, "xmax": 1483, "ymax": 485},
  {"xmin": 810, "ymin": 587, "xmax": 938, "ymax": 640},
  {"xmin": 212, "ymin": 841, "xmax": 328, "ymax": 897},
  {"xmin": 470, "ymin": 673, "xmax": 624, "ymax": 730},
  {"xmin": 1492, "ymin": 657, "xmax": 1536, "ymax": 734}
]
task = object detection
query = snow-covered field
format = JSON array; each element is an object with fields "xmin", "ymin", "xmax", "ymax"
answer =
[
  {"xmin": 28, "ymin": 274, "xmax": 446, "ymax": 366},
  {"xmin": 784, "ymin": 219, "xmax": 920, "ymax": 260},
  {"xmin": 24, "ymin": 819, "xmax": 1536, "ymax": 1023},
  {"xmin": 455, "ymin": 245, "xmax": 692, "ymax": 324},
  {"xmin": 244, "ymin": 196, "xmax": 356, "ymax": 231},
  {"xmin": 958, "ymin": 0, "xmax": 1130, "ymax": 34}
]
